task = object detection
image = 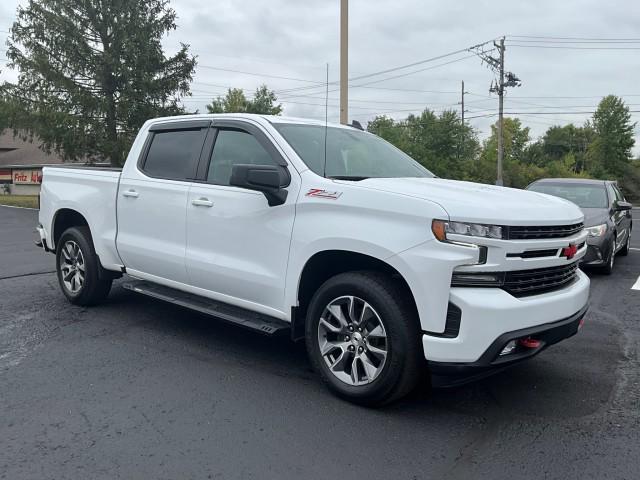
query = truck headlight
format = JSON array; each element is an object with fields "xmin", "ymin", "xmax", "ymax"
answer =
[
  {"xmin": 451, "ymin": 272, "xmax": 505, "ymax": 287},
  {"xmin": 586, "ymin": 223, "xmax": 607, "ymax": 237},
  {"xmin": 432, "ymin": 219, "xmax": 503, "ymax": 241}
]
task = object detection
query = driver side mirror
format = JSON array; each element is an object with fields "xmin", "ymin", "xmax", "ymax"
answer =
[
  {"xmin": 615, "ymin": 200, "xmax": 632, "ymax": 211},
  {"xmin": 229, "ymin": 164, "xmax": 289, "ymax": 207}
]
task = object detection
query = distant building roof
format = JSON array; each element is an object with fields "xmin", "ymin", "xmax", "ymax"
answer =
[{"xmin": 0, "ymin": 130, "xmax": 67, "ymax": 167}]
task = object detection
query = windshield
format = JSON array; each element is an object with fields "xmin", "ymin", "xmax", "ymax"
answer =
[
  {"xmin": 273, "ymin": 124, "xmax": 433, "ymax": 179},
  {"xmin": 528, "ymin": 182, "xmax": 608, "ymax": 208}
]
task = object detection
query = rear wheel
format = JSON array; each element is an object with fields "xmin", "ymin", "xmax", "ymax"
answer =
[
  {"xmin": 56, "ymin": 226, "xmax": 112, "ymax": 306},
  {"xmin": 305, "ymin": 271, "xmax": 422, "ymax": 407}
]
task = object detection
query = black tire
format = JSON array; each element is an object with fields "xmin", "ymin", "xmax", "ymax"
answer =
[
  {"xmin": 619, "ymin": 231, "xmax": 630, "ymax": 256},
  {"xmin": 305, "ymin": 271, "xmax": 422, "ymax": 407},
  {"xmin": 56, "ymin": 226, "xmax": 112, "ymax": 306},
  {"xmin": 600, "ymin": 237, "xmax": 616, "ymax": 275}
]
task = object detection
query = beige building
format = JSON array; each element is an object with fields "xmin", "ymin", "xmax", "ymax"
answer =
[{"xmin": 1, "ymin": 130, "xmax": 72, "ymax": 195}]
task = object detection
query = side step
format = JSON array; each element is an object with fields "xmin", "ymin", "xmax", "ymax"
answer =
[{"xmin": 122, "ymin": 280, "xmax": 290, "ymax": 336}]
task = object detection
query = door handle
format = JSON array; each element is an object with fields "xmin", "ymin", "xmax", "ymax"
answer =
[
  {"xmin": 122, "ymin": 190, "xmax": 139, "ymax": 198},
  {"xmin": 192, "ymin": 198, "xmax": 214, "ymax": 207}
]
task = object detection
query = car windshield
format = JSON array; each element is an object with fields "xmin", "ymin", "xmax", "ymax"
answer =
[
  {"xmin": 273, "ymin": 123, "xmax": 433, "ymax": 179},
  {"xmin": 528, "ymin": 182, "xmax": 608, "ymax": 208}
]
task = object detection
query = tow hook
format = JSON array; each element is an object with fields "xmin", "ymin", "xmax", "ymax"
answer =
[{"xmin": 518, "ymin": 337, "xmax": 541, "ymax": 349}]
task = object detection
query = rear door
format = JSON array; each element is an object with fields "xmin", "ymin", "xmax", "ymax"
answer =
[
  {"xmin": 185, "ymin": 120, "xmax": 298, "ymax": 316},
  {"xmin": 116, "ymin": 121, "xmax": 209, "ymax": 283}
]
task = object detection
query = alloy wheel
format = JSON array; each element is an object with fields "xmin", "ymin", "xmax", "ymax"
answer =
[
  {"xmin": 60, "ymin": 240, "xmax": 85, "ymax": 294},
  {"xmin": 317, "ymin": 295, "xmax": 388, "ymax": 386}
]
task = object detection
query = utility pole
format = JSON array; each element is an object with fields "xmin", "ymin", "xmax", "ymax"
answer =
[
  {"xmin": 339, "ymin": 0, "xmax": 349, "ymax": 124},
  {"xmin": 496, "ymin": 38, "xmax": 505, "ymax": 186},
  {"xmin": 458, "ymin": 80, "xmax": 466, "ymax": 161},
  {"xmin": 470, "ymin": 37, "xmax": 521, "ymax": 186}
]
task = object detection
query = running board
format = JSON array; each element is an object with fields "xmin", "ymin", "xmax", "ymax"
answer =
[{"xmin": 122, "ymin": 280, "xmax": 290, "ymax": 336}]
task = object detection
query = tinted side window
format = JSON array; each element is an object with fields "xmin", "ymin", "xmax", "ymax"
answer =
[
  {"xmin": 143, "ymin": 129, "xmax": 205, "ymax": 180},
  {"xmin": 207, "ymin": 129, "xmax": 276, "ymax": 185}
]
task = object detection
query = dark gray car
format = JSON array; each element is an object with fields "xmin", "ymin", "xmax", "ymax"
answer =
[{"xmin": 526, "ymin": 178, "xmax": 633, "ymax": 274}]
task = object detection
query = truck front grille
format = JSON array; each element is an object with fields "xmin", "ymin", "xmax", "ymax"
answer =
[
  {"xmin": 506, "ymin": 223, "xmax": 583, "ymax": 240},
  {"xmin": 503, "ymin": 263, "xmax": 579, "ymax": 297}
]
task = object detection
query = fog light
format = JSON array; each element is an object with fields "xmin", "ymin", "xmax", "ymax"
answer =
[{"xmin": 499, "ymin": 340, "xmax": 518, "ymax": 356}]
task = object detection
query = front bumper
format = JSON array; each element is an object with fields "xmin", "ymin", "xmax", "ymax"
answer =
[
  {"xmin": 429, "ymin": 304, "xmax": 587, "ymax": 387},
  {"xmin": 421, "ymin": 268, "xmax": 590, "ymax": 364},
  {"xmin": 581, "ymin": 234, "xmax": 613, "ymax": 266}
]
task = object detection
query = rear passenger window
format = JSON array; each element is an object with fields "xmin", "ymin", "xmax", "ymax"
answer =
[
  {"xmin": 143, "ymin": 129, "xmax": 205, "ymax": 180},
  {"xmin": 207, "ymin": 129, "xmax": 277, "ymax": 185}
]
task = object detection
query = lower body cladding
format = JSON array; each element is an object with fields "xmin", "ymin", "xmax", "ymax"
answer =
[{"xmin": 423, "ymin": 270, "xmax": 590, "ymax": 386}]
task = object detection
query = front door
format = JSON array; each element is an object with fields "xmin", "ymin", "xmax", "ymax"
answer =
[
  {"xmin": 185, "ymin": 122, "xmax": 298, "ymax": 316},
  {"xmin": 607, "ymin": 183, "xmax": 630, "ymax": 248}
]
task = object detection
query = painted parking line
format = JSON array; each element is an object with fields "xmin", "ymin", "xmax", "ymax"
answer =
[
  {"xmin": 633, "ymin": 276, "xmax": 640, "ymax": 291},
  {"xmin": 0, "ymin": 204, "xmax": 38, "ymax": 211},
  {"xmin": 630, "ymin": 247, "xmax": 640, "ymax": 252}
]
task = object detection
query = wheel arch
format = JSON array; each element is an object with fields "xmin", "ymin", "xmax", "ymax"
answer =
[
  {"xmin": 291, "ymin": 249, "xmax": 419, "ymax": 341},
  {"xmin": 52, "ymin": 208, "xmax": 91, "ymax": 250}
]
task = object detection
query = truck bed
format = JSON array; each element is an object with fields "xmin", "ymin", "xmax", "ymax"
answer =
[{"xmin": 39, "ymin": 165, "xmax": 123, "ymax": 270}]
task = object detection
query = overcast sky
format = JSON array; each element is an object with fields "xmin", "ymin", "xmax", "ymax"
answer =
[{"xmin": 1, "ymin": 0, "xmax": 639, "ymax": 153}]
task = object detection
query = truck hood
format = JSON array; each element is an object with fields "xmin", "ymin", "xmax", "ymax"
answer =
[{"xmin": 349, "ymin": 177, "xmax": 584, "ymax": 225}]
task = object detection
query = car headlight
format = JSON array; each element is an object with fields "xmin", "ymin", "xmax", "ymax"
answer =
[
  {"xmin": 432, "ymin": 219, "xmax": 503, "ymax": 241},
  {"xmin": 586, "ymin": 223, "xmax": 607, "ymax": 237}
]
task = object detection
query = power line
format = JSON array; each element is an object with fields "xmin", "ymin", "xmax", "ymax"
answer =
[
  {"xmin": 470, "ymin": 110, "xmax": 640, "ymax": 116},
  {"xmin": 351, "ymin": 54, "xmax": 479, "ymax": 88},
  {"xmin": 509, "ymin": 35, "xmax": 640, "ymax": 41},
  {"xmin": 507, "ymin": 94, "xmax": 640, "ymax": 99},
  {"xmin": 507, "ymin": 44, "xmax": 640, "ymax": 50},
  {"xmin": 275, "ymin": 39, "xmax": 497, "ymax": 96},
  {"xmin": 277, "ymin": 53, "xmax": 479, "ymax": 101},
  {"xmin": 506, "ymin": 38, "xmax": 640, "ymax": 44},
  {"xmin": 197, "ymin": 65, "xmax": 325, "ymax": 84}
]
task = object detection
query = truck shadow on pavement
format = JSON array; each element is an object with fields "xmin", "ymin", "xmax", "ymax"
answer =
[{"xmin": 101, "ymin": 278, "xmax": 623, "ymax": 421}]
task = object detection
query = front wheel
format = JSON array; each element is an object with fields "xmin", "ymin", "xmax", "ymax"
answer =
[
  {"xmin": 305, "ymin": 271, "xmax": 422, "ymax": 407},
  {"xmin": 619, "ymin": 231, "xmax": 630, "ymax": 256},
  {"xmin": 56, "ymin": 226, "xmax": 112, "ymax": 306},
  {"xmin": 601, "ymin": 237, "xmax": 616, "ymax": 275}
]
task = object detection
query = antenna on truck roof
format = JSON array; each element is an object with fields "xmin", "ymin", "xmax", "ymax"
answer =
[{"xmin": 322, "ymin": 62, "xmax": 329, "ymax": 178}]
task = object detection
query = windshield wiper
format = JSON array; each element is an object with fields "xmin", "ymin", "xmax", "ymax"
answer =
[{"xmin": 328, "ymin": 175, "xmax": 369, "ymax": 181}]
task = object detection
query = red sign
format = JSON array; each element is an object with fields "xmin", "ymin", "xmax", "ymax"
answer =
[
  {"xmin": 0, "ymin": 169, "xmax": 11, "ymax": 182},
  {"xmin": 12, "ymin": 169, "xmax": 42, "ymax": 185}
]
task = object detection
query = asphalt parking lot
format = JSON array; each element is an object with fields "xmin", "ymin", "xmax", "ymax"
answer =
[{"xmin": 1, "ymin": 205, "xmax": 639, "ymax": 480}]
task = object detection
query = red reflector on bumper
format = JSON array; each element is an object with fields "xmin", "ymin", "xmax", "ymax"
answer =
[{"xmin": 518, "ymin": 337, "xmax": 541, "ymax": 349}]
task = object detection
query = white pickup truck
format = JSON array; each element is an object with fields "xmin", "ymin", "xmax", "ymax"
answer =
[{"xmin": 37, "ymin": 114, "xmax": 590, "ymax": 405}]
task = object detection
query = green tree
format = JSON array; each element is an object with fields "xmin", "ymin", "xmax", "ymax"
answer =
[
  {"xmin": 367, "ymin": 116, "xmax": 408, "ymax": 152},
  {"xmin": 206, "ymin": 85, "xmax": 282, "ymax": 115},
  {"xmin": 368, "ymin": 109, "xmax": 479, "ymax": 179},
  {"xmin": 587, "ymin": 95, "xmax": 636, "ymax": 177},
  {"xmin": 473, "ymin": 118, "xmax": 531, "ymax": 186},
  {"xmin": 3, "ymin": 0, "xmax": 196, "ymax": 166},
  {"xmin": 538, "ymin": 123, "xmax": 595, "ymax": 172}
]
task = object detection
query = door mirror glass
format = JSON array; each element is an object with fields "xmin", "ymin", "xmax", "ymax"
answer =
[{"xmin": 230, "ymin": 164, "xmax": 288, "ymax": 206}]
